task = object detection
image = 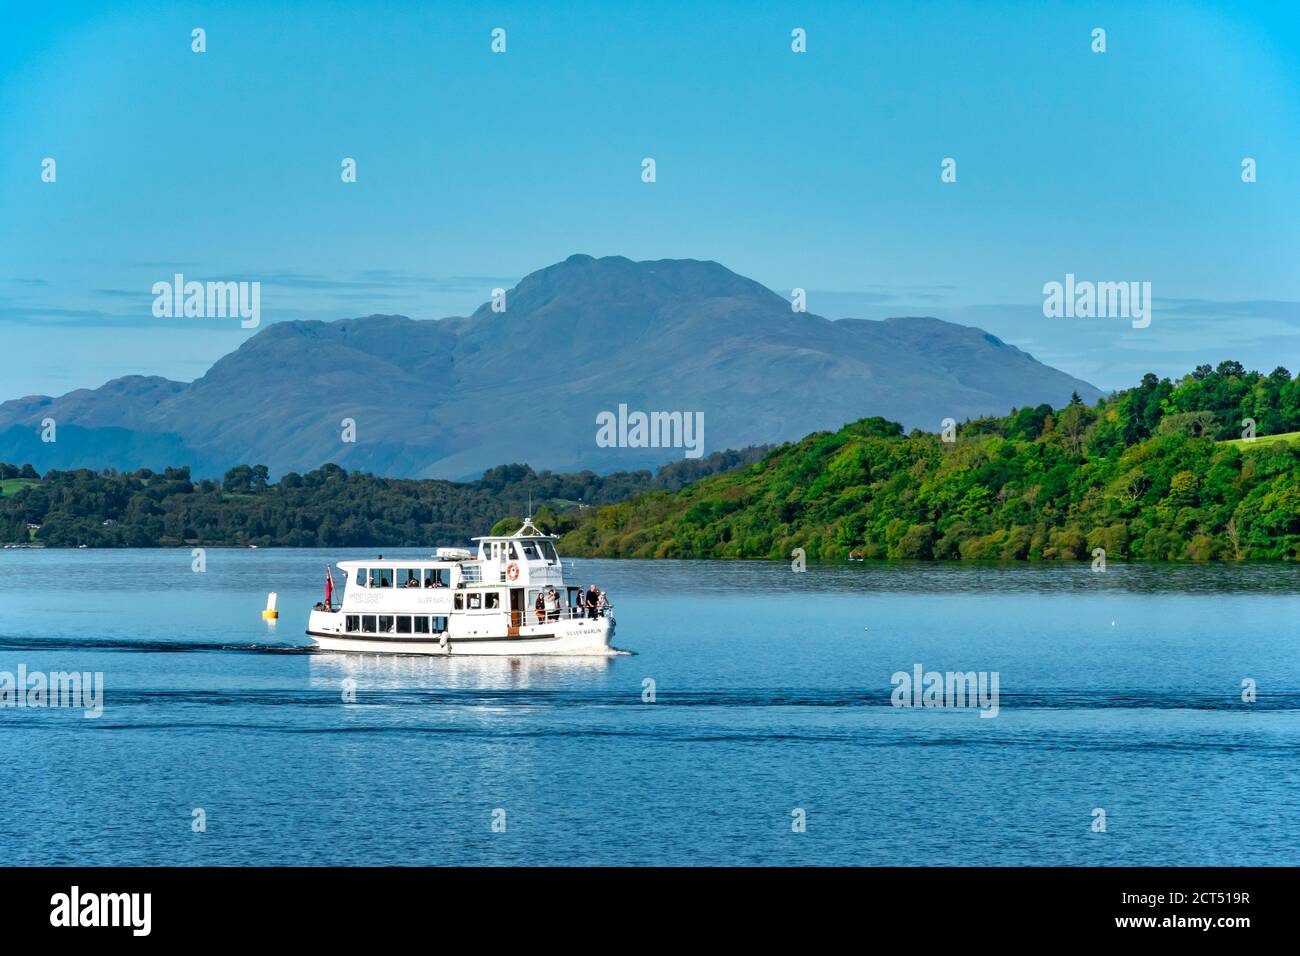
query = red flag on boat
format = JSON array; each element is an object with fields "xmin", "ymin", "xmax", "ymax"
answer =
[{"xmin": 325, "ymin": 566, "xmax": 335, "ymax": 607}]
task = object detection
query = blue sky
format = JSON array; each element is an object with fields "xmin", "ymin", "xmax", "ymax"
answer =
[{"xmin": 2, "ymin": 0, "xmax": 1298, "ymax": 397}]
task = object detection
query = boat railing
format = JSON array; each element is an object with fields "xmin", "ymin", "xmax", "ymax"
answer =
[{"xmin": 516, "ymin": 604, "xmax": 613, "ymax": 624}]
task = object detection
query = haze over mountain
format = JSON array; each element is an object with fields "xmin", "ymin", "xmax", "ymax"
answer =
[{"xmin": 0, "ymin": 255, "xmax": 1102, "ymax": 480}]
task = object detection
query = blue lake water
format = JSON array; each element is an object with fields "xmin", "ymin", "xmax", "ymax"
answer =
[{"xmin": 0, "ymin": 549, "xmax": 1297, "ymax": 866}]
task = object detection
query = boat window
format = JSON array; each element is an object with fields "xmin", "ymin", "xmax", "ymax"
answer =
[
  {"xmin": 508, "ymin": 542, "xmax": 520, "ymax": 560},
  {"xmin": 468, "ymin": 593, "xmax": 482, "ymax": 610},
  {"xmin": 355, "ymin": 568, "xmax": 368, "ymax": 588},
  {"xmin": 396, "ymin": 616, "xmax": 412, "ymax": 634},
  {"xmin": 521, "ymin": 542, "xmax": 538, "ymax": 560},
  {"xmin": 413, "ymin": 617, "xmax": 431, "ymax": 634},
  {"xmin": 485, "ymin": 592, "xmax": 500, "ymax": 609},
  {"xmin": 426, "ymin": 568, "xmax": 450, "ymax": 588},
  {"xmin": 539, "ymin": 541, "xmax": 558, "ymax": 563},
  {"xmin": 361, "ymin": 615, "xmax": 377, "ymax": 633},
  {"xmin": 379, "ymin": 615, "xmax": 396, "ymax": 633},
  {"xmin": 432, "ymin": 616, "xmax": 448, "ymax": 633},
  {"xmin": 345, "ymin": 615, "xmax": 360, "ymax": 632},
  {"xmin": 454, "ymin": 593, "xmax": 464, "ymax": 610},
  {"xmin": 398, "ymin": 568, "xmax": 421, "ymax": 588},
  {"xmin": 370, "ymin": 568, "xmax": 393, "ymax": 588}
]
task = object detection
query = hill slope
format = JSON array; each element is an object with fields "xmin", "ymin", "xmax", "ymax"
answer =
[{"xmin": 556, "ymin": 363, "xmax": 1300, "ymax": 561}]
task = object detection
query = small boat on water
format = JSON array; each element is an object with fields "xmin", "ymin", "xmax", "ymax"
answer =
[{"xmin": 305, "ymin": 518, "xmax": 615, "ymax": 656}]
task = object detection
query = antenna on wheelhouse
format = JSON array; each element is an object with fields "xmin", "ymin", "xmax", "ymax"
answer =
[{"xmin": 512, "ymin": 490, "xmax": 549, "ymax": 539}]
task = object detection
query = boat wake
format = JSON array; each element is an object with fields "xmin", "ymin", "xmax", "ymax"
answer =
[{"xmin": 0, "ymin": 634, "xmax": 315, "ymax": 655}]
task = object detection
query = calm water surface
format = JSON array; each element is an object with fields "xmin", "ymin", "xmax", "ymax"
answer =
[{"xmin": 1, "ymin": 550, "xmax": 1297, "ymax": 866}]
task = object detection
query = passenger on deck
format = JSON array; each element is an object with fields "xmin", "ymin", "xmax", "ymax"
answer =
[
  {"xmin": 534, "ymin": 591, "xmax": 546, "ymax": 624},
  {"xmin": 597, "ymin": 590, "xmax": 609, "ymax": 617},
  {"xmin": 545, "ymin": 586, "xmax": 560, "ymax": 622},
  {"xmin": 586, "ymin": 584, "xmax": 600, "ymax": 619}
]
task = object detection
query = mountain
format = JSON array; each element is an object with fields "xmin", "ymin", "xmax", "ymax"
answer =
[{"xmin": 0, "ymin": 254, "xmax": 1102, "ymax": 480}]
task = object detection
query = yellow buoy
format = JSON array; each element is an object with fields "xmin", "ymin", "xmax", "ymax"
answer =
[{"xmin": 262, "ymin": 591, "xmax": 279, "ymax": 620}]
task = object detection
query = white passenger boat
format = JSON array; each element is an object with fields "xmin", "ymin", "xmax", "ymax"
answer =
[{"xmin": 305, "ymin": 518, "xmax": 615, "ymax": 655}]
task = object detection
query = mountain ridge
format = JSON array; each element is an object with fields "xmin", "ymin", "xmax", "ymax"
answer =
[{"xmin": 0, "ymin": 254, "xmax": 1102, "ymax": 480}]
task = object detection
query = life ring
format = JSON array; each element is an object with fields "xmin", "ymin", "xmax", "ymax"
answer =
[{"xmin": 506, "ymin": 562, "xmax": 520, "ymax": 581}]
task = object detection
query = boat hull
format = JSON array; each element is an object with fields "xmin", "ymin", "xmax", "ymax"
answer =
[{"xmin": 306, "ymin": 615, "xmax": 615, "ymax": 656}]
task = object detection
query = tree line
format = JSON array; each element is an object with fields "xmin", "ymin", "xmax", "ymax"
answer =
[
  {"xmin": 0, "ymin": 447, "xmax": 768, "ymax": 548},
  {"xmin": 556, "ymin": 362, "xmax": 1300, "ymax": 561}
]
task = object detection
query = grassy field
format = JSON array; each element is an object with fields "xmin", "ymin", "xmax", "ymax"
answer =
[
  {"xmin": 1220, "ymin": 430, "xmax": 1300, "ymax": 449},
  {"xmin": 0, "ymin": 478, "xmax": 39, "ymax": 497}
]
